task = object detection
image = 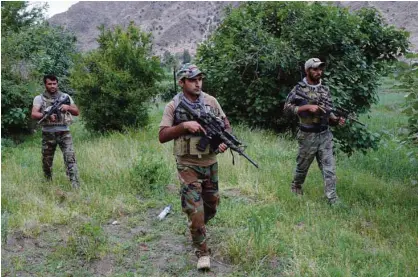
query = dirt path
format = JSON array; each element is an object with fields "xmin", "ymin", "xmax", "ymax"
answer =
[{"xmin": 1, "ymin": 209, "xmax": 237, "ymax": 277}]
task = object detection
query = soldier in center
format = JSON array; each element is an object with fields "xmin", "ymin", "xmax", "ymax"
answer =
[{"xmin": 159, "ymin": 64, "xmax": 230, "ymax": 270}]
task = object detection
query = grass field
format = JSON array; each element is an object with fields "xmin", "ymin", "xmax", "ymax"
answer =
[{"xmin": 1, "ymin": 80, "xmax": 417, "ymax": 276}]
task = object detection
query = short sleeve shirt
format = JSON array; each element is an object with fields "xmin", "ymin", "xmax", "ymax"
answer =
[
  {"xmin": 33, "ymin": 92, "xmax": 75, "ymax": 133},
  {"xmin": 159, "ymin": 92, "xmax": 226, "ymax": 166}
]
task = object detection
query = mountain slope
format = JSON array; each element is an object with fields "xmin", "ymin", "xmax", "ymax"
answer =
[
  {"xmin": 49, "ymin": 1, "xmax": 418, "ymax": 55},
  {"xmin": 48, "ymin": 1, "xmax": 238, "ymax": 55}
]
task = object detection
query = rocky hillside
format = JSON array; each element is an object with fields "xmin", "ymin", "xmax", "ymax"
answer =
[
  {"xmin": 336, "ymin": 1, "xmax": 418, "ymax": 52},
  {"xmin": 48, "ymin": 1, "xmax": 239, "ymax": 56},
  {"xmin": 49, "ymin": 1, "xmax": 418, "ymax": 56}
]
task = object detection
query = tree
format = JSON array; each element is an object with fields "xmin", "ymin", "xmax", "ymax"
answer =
[
  {"xmin": 1, "ymin": 1, "xmax": 46, "ymax": 34},
  {"xmin": 162, "ymin": 50, "xmax": 179, "ymax": 70},
  {"xmin": 70, "ymin": 22, "xmax": 164, "ymax": 133},
  {"xmin": 1, "ymin": 2, "xmax": 77, "ymax": 138},
  {"xmin": 394, "ymin": 60, "xmax": 418, "ymax": 144},
  {"xmin": 182, "ymin": 49, "xmax": 191, "ymax": 64},
  {"xmin": 196, "ymin": 2, "xmax": 409, "ymax": 154}
]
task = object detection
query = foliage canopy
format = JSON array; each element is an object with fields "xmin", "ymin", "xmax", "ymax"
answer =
[
  {"xmin": 70, "ymin": 22, "xmax": 164, "ymax": 133},
  {"xmin": 1, "ymin": 1, "xmax": 45, "ymax": 33},
  {"xmin": 196, "ymin": 2, "xmax": 409, "ymax": 154},
  {"xmin": 182, "ymin": 49, "xmax": 192, "ymax": 64},
  {"xmin": 161, "ymin": 50, "xmax": 180, "ymax": 70},
  {"xmin": 394, "ymin": 60, "xmax": 418, "ymax": 144}
]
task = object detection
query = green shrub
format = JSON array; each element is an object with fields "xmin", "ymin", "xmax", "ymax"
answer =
[
  {"xmin": 70, "ymin": 22, "xmax": 163, "ymax": 133},
  {"xmin": 68, "ymin": 222, "xmax": 107, "ymax": 262},
  {"xmin": 161, "ymin": 50, "xmax": 180, "ymax": 70},
  {"xmin": 158, "ymin": 70, "xmax": 178, "ymax": 102},
  {"xmin": 129, "ymin": 156, "xmax": 171, "ymax": 197},
  {"xmin": 197, "ymin": 2, "xmax": 409, "ymax": 154},
  {"xmin": 394, "ymin": 61, "xmax": 418, "ymax": 143}
]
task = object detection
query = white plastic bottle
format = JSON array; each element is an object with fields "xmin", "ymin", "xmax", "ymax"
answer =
[{"xmin": 157, "ymin": 205, "xmax": 172, "ymax": 220}]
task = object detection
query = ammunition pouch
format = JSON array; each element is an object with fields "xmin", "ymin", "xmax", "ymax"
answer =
[
  {"xmin": 40, "ymin": 92, "xmax": 72, "ymax": 127},
  {"xmin": 312, "ymin": 116, "xmax": 321, "ymax": 124},
  {"xmin": 41, "ymin": 111, "xmax": 72, "ymax": 127},
  {"xmin": 174, "ymin": 136, "xmax": 210, "ymax": 157},
  {"xmin": 196, "ymin": 136, "xmax": 210, "ymax": 152},
  {"xmin": 63, "ymin": 111, "xmax": 73, "ymax": 125}
]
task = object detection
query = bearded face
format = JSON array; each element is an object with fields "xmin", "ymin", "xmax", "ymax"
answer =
[{"xmin": 306, "ymin": 67, "xmax": 323, "ymax": 83}]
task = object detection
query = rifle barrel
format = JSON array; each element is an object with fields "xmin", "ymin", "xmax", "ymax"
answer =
[
  {"xmin": 347, "ymin": 116, "xmax": 365, "ymax": 126},
  {"xmin": 239, "ymin": 151, "xmax": 259, "ymax": 168}
]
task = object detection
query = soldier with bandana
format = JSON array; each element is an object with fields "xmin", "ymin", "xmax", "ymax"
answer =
[
  {"xmin": 284, "ymin": 58, "xmax": 345, "ymax": 205},
  {"xmin": 31, "ymin": 74, "xmax": 80, "ymax": 189},
  {"xmin": 159, "ymin": 64, "xmax": 230, "ymax": 270}
]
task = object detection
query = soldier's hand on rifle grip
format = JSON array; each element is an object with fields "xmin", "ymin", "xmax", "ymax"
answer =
[
  {"xmin": 306, "ymin": 105, "xmax": 321, "ymax": 114},
  {"xmin": 218, "ymin": 143, "xmax": 228, "ymax": 153},
  {"xmin": 60, "ymin": 104, "xmax": 71, "ymax": 112},
  {"xmin": 182, "ymin": 121, "xmax": 206, "ymax": 135},
  {"xmin": 49, "ymin": 114, "xmax": 57, "ymax": 122},
  {"xmin": 338, "ymin": 117, "xmax": 346, "ymax": 126}
]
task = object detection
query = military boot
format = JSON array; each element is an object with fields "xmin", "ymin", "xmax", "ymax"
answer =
[
  {"xmin": 44, "ymin": 173, "xmax": 52, "ymax": 182},
  {"xmin": 71, "ymin": 181, "xmax": 80, "ymax": 189},
  {"xmin": 291, "ymin": 182, "xmax": 303, "ymax": 195},
  {"xmin": 197, "ymin": 255, "xmax": 210, "ymax": 270},
  {"xmin": 329, "ymin": 198, "xmax": 347, "ymax": 209}
]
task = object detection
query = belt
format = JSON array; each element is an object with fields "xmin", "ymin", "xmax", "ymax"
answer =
[
  {"xmin": 299, "ymin": 125, "xmax": 329, "ymax": 133},
  {"xmin": 42, "ymin": 131, "xmax": 69, "ymax": 135}
]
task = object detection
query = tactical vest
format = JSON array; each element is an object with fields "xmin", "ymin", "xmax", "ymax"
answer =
[
  {"xmin": 172, "ymin": 92, "xmax": 215, "ymax": 157},
  {"xmin": 296, "ymin": 82, "xmax": 331, "ymax": 126},
  {"xmin": 40, "ymin": 92, "xmax": 72, "ymax": 127}
]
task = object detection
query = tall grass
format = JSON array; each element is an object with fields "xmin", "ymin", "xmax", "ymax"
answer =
[{"xmin": 2, "ymin": 84, "xmax": 417, "ymax": 276}]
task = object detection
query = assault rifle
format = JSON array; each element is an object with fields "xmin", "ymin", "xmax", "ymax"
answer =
[
  {"xmin": 178, "ymin": 100, "xmax": 259, "ymax": 168},
  {"xmin": 38, "ymin": 94, "xmax": 71, "ymax": 124},
  {"xmin": 295, "ymin": 91, "xmax": 365, "ymax": 126}
]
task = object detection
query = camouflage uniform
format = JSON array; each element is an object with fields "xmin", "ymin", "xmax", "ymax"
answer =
[
  {"xmin": 177, "ymin": 163, "xmax": 220, "ymax": 257},
  {"xmin": 159, "ymin": 64, "xmax": 229, "ymax": 258},
  {"xmin": 34, "ymin": 91, "xmax": 80, "ymax": 188},
  {"xmin": 284, "ymin": 78, "xmax": 339, "ymax": 203},
  {"xmin": 42, "ymin": 131, "xmax": 79, "ymax": 187}
]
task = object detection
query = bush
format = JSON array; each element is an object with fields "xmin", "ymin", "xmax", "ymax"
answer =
[
  {"xmin": 129, "ymin": 156, "xmax": 172, "ymax": 197},
  {"xmin": 158, "ymin": 70, "xmax": 179, "ymax": 102},
  {"xmin": 68, "ymin": 222, "xmax": 107, "ymax": 262},
  {"xmin": 161, "ymin": 50, "xmax": 179, "ymax": 70},
  {"xmin": 196, "ymin": 2, "xmax": 409, "ymax": 154},
  {"xmin": 393, "ymin": 61, "xmax": 418, "ymax": 143},
  {"xmin": 182, "ymin": 49, "xmax": 191, "ymax": 64},
  {"xmin": 70, "ymin": 22, "xmax": 164, "ymax": 133}
]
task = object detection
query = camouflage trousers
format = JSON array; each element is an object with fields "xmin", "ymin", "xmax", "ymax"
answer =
[
  {"xmin": 42, "ymin": 131, "xmax": 79, "ymax": 188},
  {"xmin": 291, "ymin": 129, "xmax": 338, "ymax": 202},
  {"xmin": 177, "ymin": 163, "xmax": 220, "ymax": 257}
]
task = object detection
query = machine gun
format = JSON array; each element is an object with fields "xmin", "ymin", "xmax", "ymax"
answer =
[
  {"xmin": 294, "ymin": 91, "xmax": 365, "ymax": 126},
  {"xmin": 178, "ymin": 100, "xmax": 259, "ymax": 168},
  {"xmin": 38, "ymin": 94, "xmax": 71, "ymax": 124}
]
